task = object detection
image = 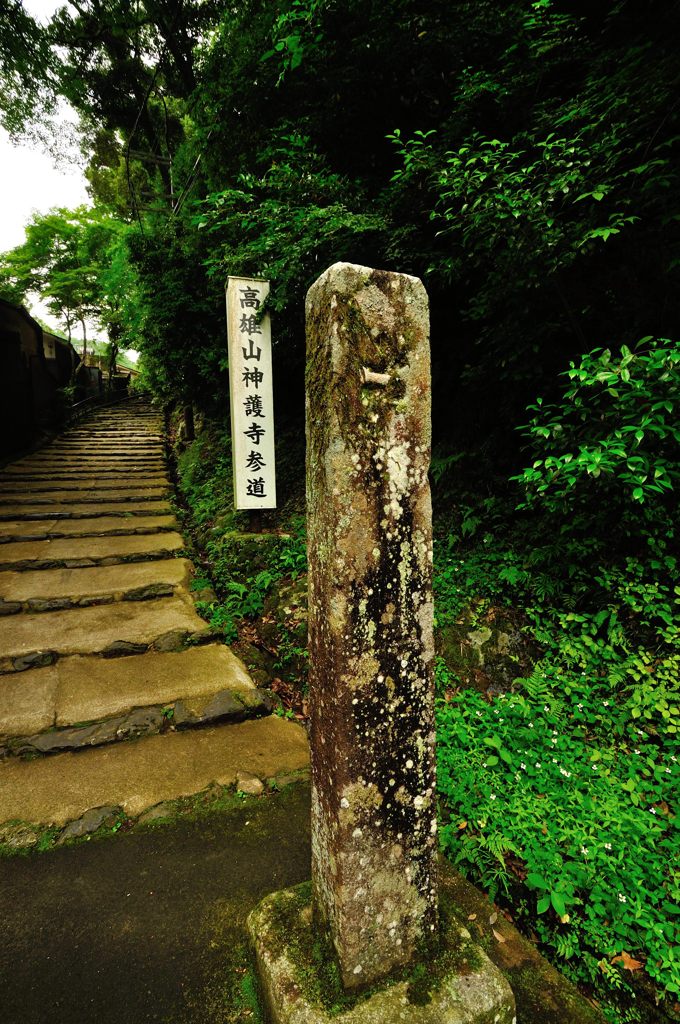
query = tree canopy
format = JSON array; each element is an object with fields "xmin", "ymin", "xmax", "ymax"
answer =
[{"xmin": 0, "ymin": 0, "xmax": 678, "ymax": 462}]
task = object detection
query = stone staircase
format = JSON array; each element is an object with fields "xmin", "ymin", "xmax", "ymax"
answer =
[{"xmin": 0, "ymin": 398, "xmax": 308, "ymax": 831}]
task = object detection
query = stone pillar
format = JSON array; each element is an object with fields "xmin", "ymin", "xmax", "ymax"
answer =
[{"xmin": 306, "ymin": 262, "xmax": 437, "ymax": 990}]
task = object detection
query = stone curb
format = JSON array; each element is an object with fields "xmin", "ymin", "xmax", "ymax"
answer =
[
  {"xmin": 0, "ymin": 770, "xmax": 311, "ymax": 852},
  {"xmin": 0, "ymin": 548, "xmax": 186, "ymax": 573},
  {"xmin": 0, "ymin": 525, "xmax": 177, "ymax": 543},
  {"xmin": 0, "ymin": 624, "xmax": 218, "ymax": 674},
  {"xmin": 0, "ymin": 584, "xmax": 177, "ymax": 617},
  {"xmin": 0, "ymin": 687, "xmax": 274, "ymax": 759}
]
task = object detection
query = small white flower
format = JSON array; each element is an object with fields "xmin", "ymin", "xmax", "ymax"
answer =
[
  {"xmin": 520, "ymin": 762, "xmax": 526, "ymax": 771},
  {"xmin": 665, "ymin": 768, "xmax": 671, "ymax": 774},
  {"xmin": 577, "ymin": 703, "xmax": 584, "ymax": 710},
  {"xmin": 528, "ymin": 723, "xmax": 534, "ymax": 728},
  {"xmin": 604, "ymin": 843, "xmax": 612, "ymax": 850},
  {"xmin": 603, "ymin": 701, "xmax": 610, "ymax": 707},
  {"xmin": 535, "ymin": 762, "xmax": 541, "ymax": 769},
  {"xmin": 490, "ymin": 793, "xmax": 497, "ymax": 801},
  {"xmin": 592, "ymin": 764, "xmax": 599, "ymax": 771},
  {"xmin": 650, "ymin": 807, "xmax": 656, "ymax": 814},
  {"xmin": 618, "ymin": 893, "xmax": 627, "ymax": 903},
  {"xmin": 581, "ymin": 845, "xmax": 588, "ymax": 855}
]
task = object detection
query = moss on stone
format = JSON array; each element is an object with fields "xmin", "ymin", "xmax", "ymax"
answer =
[{"xmin": 253, "ymin": 881, "xmax": 486, "ymax": 1016}]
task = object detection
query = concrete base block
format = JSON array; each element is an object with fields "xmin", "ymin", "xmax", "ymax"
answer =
[{"xmin": 247, "ymin": 882, "xmax": 516, "ymax": 1024}]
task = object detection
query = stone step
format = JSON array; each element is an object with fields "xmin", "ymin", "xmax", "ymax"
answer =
[
  {"xmin": 0, "ymin": 493, "xmax": 170, "ymax": 509},
  {"xmin": 0, "ymin": 478, "xmax": 169, "ymax": 493},
  {"xmin": 64, "ymin": 426, "xmax": 161, "ymax": 432},
  {"xmin": 63, "ymin": 429, "xmax": 162, "ymax": 436},
  {"xmin": 1, "ymin": 467, "xmax": 167, "ymax": 479},
  {"xmin": 0, "ymin": 513, "xmax": 177, "ymax": 541},
  {"xmin": 0, "ymin": 716, "xmax": 309, "ymax": 826},
  {"xmin": 0, "ymin": 530, "xmax": 184, "ymax": 571},
  {"xmin": 0, "ymin": 557, "xmax": 192, "ymax": 607},
  {"xmin": 0, "ymin": 594, "xmax": 207, "ymax": 668},
  {"xmin": 0, "ymin": 643, "xmax": 258, "ymax": 745},
  {"xmin": 9, "ymin": 459, "xmax": 166, "ymax": 470},
  {"xmin": 0, "ymin": 500, "xmax": 172, "ymax": 519},
  {"xmin": 37, "ymin": 452, "xmax": 165, "ymax": 461},
  {"xmin": 25, "ymin": 460, "xmax": 165, "ymax": 468},
  {"xmin": 54, "ymin": 431, "xmax": 162, "ymax": 438},
  {"xmin": 51, "ymin": 431, "xmax": 160, "ymax": 439}
]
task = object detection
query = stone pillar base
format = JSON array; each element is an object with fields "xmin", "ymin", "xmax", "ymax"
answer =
[{"xmin": 247, "ymin": 881, "xmax": 516, "ymax": 1024}]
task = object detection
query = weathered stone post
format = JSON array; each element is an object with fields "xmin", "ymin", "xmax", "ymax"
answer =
[
  {"xmin": 306, "ymin": 262, "xmax": 437, "ymax": 988},
  {"xmin": 247, "ymin": 262, "xmax": 515, "ymax": 1024}
]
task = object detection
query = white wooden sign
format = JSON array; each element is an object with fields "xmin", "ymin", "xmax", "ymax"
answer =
[{"xmin": 226, "ymin": 276, "xmax": 277, "ymax": 509}]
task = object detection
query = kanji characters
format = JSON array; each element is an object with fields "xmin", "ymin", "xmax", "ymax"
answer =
[
  {"xmin": 239, "ymin": 313, "xmax": 262, "ymax": 336},
  {"xmin": 242, "ymin": 367, "xmax": 264, "ymax": 389},
  {"xmin": 243, "ymin": 394, "xmax": 265, "ymax": 418},
  {"xmin": 245, "ymin": 450, "xmax": 266, "ymax": 472},
  {"xmin": 246, "ymin": 477, "xmax": 267, "ymax": 497},
  {"xmin": 239, "ymin": 288, "xmax": 261, "ymax": 309},
  {"xmin": 244, "ymin": 421, "xmax": 266, "ymax": 445},
  {"xmin": 242, "ymin": 338, "xmax": 262, "ymax": 361}
]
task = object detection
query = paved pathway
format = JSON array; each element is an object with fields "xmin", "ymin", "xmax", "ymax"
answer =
[{"xmin": 0, "ymin": 398, "xmax": 307, "ymax": 828}]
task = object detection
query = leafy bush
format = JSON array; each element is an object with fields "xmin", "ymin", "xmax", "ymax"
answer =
[
  {"xmin": 433, "ymin": 495, "xmax": 680, "ymax": 1011},
  {"xmin": 515, "ymin": 339, "xmax": 680, "ymax": 508}
]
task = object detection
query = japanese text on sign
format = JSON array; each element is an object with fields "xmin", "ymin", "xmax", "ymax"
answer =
[{"xmin": 226, "ymin": 277, "xmax": 277, "ymax": 509}]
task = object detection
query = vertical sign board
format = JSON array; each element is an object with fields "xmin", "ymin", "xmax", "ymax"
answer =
[{"xmin": 226, "ymin": 276, "xmax": 277, "ymax": 509}]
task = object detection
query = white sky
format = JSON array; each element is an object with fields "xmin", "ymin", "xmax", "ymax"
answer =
[
  {"xmin": 0, "ymin": 1, "xmax": 141, "ymax": 361},
  {"xmin": 0, "ymin": 1, "xmax": 111, "ymax": 345}
]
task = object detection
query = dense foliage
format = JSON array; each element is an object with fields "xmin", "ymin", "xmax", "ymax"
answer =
[{"xmin": 432, "ymin": 491, "xmax": 680, "ymax": 1016}]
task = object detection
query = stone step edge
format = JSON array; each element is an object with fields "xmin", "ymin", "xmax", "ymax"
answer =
[
  {"xmin": 0, "ymin": 485, "xmax": 170, "ymax": 494},
  {"xmin": 0, "ymin": 475, "xmax": 168, "ymax": 483},
  {"xmin": 0, "ymin": 494, "xmax": 168, "ymax": 505},
  {"xmin": 0, "ymin": 686, "xmax": 275, "ymax": 759},
  {"xmin": 0, "ymin": 580, "xmax": 180, "ymax": 617},
  {"xmin": 0, "ymin": 507, "xmax": 172, "ymax": 521},
  {"xmin": 0, "ymin": 624, "xmax": 217, "ymax": 675},
  {"xmin": 0, "ymin": 547, "xmax": 186, "ymax": 574},
  {"xmin": 0, "ymin": 523, "xmax": 177, "ymax": 543},
  {"xmin": 0, "ymin": 768, "xmax": 310, "ymax": 852}
]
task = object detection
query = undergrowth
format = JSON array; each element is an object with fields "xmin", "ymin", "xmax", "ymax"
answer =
[
  {"xmin": 433, "ymin": 487, "xmax": 680, "ymax": 1022},
  {"xmin": 174, "ymin": 416, "xmax": 307, "ymax": 644}
]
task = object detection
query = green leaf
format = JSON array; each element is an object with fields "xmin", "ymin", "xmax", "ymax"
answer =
[
  {"xmin": 527, "ymin": 873, "xmax": 549, "ymax": 890},
  {"xmin": 551, "ymin": 892, "xmax": 567, "ymax": 917}
]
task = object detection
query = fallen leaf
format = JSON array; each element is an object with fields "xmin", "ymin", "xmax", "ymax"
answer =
[
  {"xmin": 492, "ymin": 928, "xmax": 506, "ymax": 944},
  {"xmin": 489, "ymin": 912, "xmax": 498, "ymax": 924},
  {"xmin": 467, "ymin": 913, "xmax": 477, "ymax": 921},
  {"xmin": 612, "ymin": 952, "xmax": 644, "ymax": 972},
  {"xmin": 457, "ymin": 821, "xmax": 467, "ymax": 830}
]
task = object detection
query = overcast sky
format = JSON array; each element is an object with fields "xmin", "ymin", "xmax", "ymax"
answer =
[{"xmin": 0, "ymin": 1, "xmax": 96, "ymax": 336}]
